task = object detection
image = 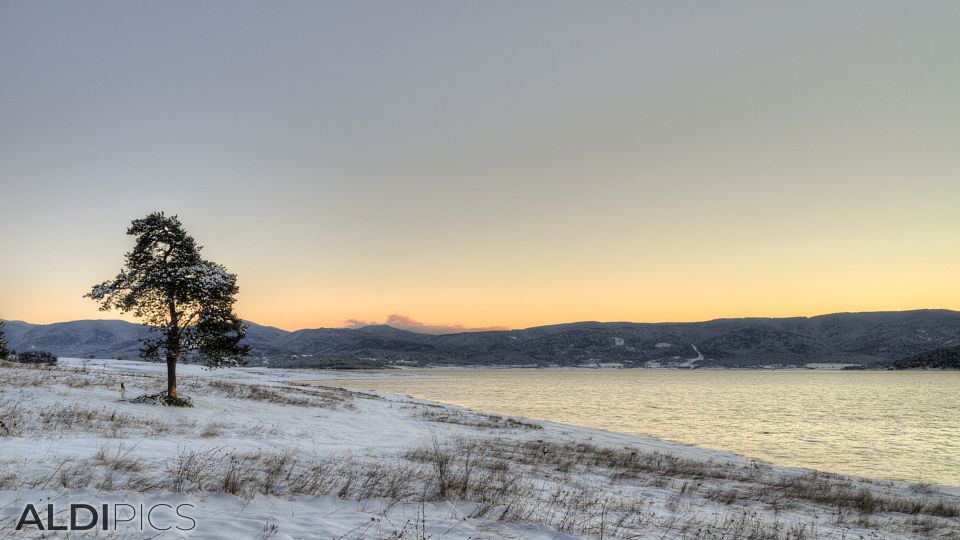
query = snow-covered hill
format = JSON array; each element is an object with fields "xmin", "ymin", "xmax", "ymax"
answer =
[{"xmin": 6, "ymin": 310, "xmax": 960, "ymax": 368}]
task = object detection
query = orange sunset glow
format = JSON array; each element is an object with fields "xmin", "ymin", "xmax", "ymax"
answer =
[
  {"xmin": 1, "ymin": 2, "xmax": 958, "ymax": 332},
  {"xmin": 3, "ymin": 4, "xmax": 960, "ymax": 537}
]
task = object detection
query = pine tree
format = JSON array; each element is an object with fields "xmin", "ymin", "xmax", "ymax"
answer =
[
  {"xmin": 87, "ymin": 212, "xmax": 248, "ymax": 405},
  {"xmin": 0, "ymin": 321, "xmax": 9, "ymax": 360}
]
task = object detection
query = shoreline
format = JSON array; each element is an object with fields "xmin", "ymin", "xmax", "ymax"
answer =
[
  {"xmin": 1, "ymin": 358, "xmax": 955, "ymax": 538},
  {"xmin": 61, "ymin": 358, "xmax": 960, "ymax": 488},
  {"xmin": 300, "ymin": 369, "xmax": 960, "ymax": 486},
  {"xmin": 58, "ymin": 357, "xmax": 959, "ymax": 374},
  {"xmin": 61, "ymin": 358, "xmax": 960, "ymax": 491}
]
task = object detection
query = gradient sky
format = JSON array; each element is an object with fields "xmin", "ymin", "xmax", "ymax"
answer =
[{"xmin": 1, "ymin": 1, "xmax": 958, "ymax": 332}]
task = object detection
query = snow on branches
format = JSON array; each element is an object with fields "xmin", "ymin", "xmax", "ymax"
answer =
[{"xmin": 87, "ymin": 212, "xmax": 248, "ymax": 400}]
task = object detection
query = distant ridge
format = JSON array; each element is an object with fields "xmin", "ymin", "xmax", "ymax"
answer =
[{"xmin": 4, "ymin": 309, "xmax": 960, "ymax": 369}]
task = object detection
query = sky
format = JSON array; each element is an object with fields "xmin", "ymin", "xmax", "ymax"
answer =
[{"xmin": 1, "ymin": 1, "xmax": 958, "ymax": 332}]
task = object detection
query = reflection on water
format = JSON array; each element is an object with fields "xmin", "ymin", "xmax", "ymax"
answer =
[{"xmin": 317, "ymin": 369, "xmax": 960, "ymax": 486}]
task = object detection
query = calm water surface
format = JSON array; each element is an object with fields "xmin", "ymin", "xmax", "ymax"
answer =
[{"xmin": 319, "ymin": 370, "xmax": 960, "ymax": 486}]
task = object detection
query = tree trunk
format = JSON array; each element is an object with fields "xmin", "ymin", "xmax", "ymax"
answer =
[
  {"xmin": 166, "ymin": 295, "xmax": 180, "ymax": 398},
  {"xmin": 165, "ymin": 333, "xmax": 180, "ymax": 397},
  {"xmin": 166, "ymin": 355, "xmax": 177, "ymax": 397}
]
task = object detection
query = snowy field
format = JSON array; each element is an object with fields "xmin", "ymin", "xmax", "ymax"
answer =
[{"xmin": 0, "ymin": 359, "xmax": 956, "ymax": 539}]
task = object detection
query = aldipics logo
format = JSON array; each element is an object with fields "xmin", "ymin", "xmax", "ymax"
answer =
[{"xmin": 15, "ymin": 502, "xmax": 196, "ymax": 532}]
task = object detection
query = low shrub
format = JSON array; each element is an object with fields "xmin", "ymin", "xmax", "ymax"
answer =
[
  {"xmin": 14, "ymin": 351, "xmax": 58, "ymax": 364},
  {"xmin": 131, "ymin": 392, "xmax": 194, "ymax": 407}
]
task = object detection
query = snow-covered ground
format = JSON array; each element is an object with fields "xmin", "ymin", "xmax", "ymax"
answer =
[
  {"xmin": 58, "ymin": 357, "xmax": 445, "ymax": 383},
  {"xmin": 0, "ymin": 359, "xmax": 956, "ymax": 539}
]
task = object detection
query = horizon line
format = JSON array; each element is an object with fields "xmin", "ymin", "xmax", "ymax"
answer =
[{"xmin": 3, "ymin": 307, "xmax": 957, "ymax": 335}]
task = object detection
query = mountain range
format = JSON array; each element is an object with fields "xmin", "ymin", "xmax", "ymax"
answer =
[{"xmin": 4, "ymin": 309, "xmax": 960, "ymax": 368}]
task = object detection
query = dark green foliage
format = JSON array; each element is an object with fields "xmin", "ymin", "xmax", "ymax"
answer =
[
  {"xmin": 87, "ymin": 212, "xmax": 249, "ymax": 399},
  {"xmin": 262, "ymin": 355, "xmax": 390, "ymax": 370},
  {"xmin": 0, "ymin": 321, "xmax": 8, "ymax": 360},
  {"xmin": 16, "ymin": 350, "xmax": 57, "ymax": 364},
  {"xmin": 894, "ymin": 345, "xmax": 960, "ymax": 369}
]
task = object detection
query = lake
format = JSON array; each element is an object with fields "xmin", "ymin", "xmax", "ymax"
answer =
[{"xmin": 315, "ymin": 369, "xmax": 960, "ymax": 486}]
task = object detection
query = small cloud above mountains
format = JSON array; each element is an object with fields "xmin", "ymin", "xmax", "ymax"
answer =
[{"xmin": 343, "ymin": 314, "xmax": 509, "ymax": 335}]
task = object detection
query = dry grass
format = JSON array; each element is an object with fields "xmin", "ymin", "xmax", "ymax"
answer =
[
  {"xmin": 498, "ymin": 439, "xmax": 960, "ymax": 519},
  {"xmin": 2, "ymin": 432, "xmax": 957, "ymax": 539},
  {"xmin": 0, "ymin": 398, "xmax": 193, "ymax": 439},
  {"xmin": 404, "ymin": 438, "xmax": 839, "ymax": 539},
  {"xmin": 208, "ymin": 379, "xmax": 352, "ymax": 408},
  {"xmin": 93, "ymin": 442, "xmax": 146, "ymax": 472},
  {"xmin": 0, "ymin": 359, "xmax": 356, "ymax": 409},
  {"xmin": 165, "ymin": 447, "xmax": 419, "ymax": 500},
  {"xmin": 200, "ymin": 421, "xmax": 226, "ymax": 438},
  {"xmin": 0, "ymin": 359, "xmax": 161, "ymax": 390},
  {"xmin": 2, "ymin": 361, "xmax": 956, "ymax": 538},
  {"xmin": 403, "ymin": 437, "xmax": 960, "ymax": 537},
  {"xmin": 416, "ymin": 407, "xmax": 541, "ymax": 430},
  {"xmin": 769, "ymin": 471, "xmax": 960, "ymax": 518}
]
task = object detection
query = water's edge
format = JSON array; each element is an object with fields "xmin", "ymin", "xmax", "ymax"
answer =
[{"xmin": 303, "ymin": 369, "xmax": 960, "ymax": 488}]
